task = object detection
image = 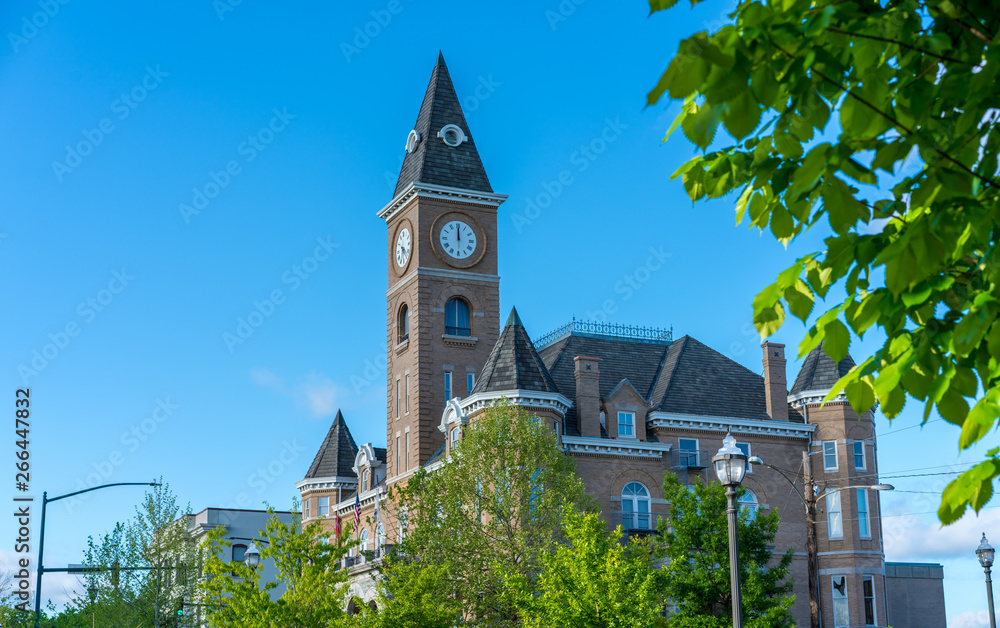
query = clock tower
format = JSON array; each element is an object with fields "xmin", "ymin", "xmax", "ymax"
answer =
[{"xmin": 379, "ymin": 52, "xmax": 507, "ymax": 486}]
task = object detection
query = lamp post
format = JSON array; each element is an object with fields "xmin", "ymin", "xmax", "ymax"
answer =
[
  {"xmin": 228, "ymin": 537, "xmax": 268, "ymax": 569},
  {"xmin": 713, "ymin": 433, "xmax": 749, "ymax": 628},
  {"xmin": 749, "ymin": 454, "xmax": 893, "ymax": 628},
  {"xmin": 34, "ymin": 481, "xmax": 160, "ymax": 628},
  {"xmin": 978, "ymin": 533, "xmax": 997, "ymax": 628}
]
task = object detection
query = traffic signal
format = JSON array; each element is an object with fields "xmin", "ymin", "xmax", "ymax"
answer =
[{"xmin": 174, "ymin": 597, "xmax": 184, "ymax": 617}]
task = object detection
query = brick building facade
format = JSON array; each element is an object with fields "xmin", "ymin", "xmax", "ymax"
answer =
[{"xmin": 295, "ymin": 53, "xmax": 946, "ymax": 626}]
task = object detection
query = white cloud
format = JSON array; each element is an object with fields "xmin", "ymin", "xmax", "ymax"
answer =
[
  {"xmin": 294, "ymin": 372, "xmax": 338, "ymax": 418},
  {"xmin": 250, "ymin": 368, "xmax": 338, "ymax": 418},
  {"xmin": 949, "ymin": 610, "xmax": 990, "ymax": 628},
  {"xmin": 883, "ymin": 507, "xmax": 1000, "ymax": 562}
]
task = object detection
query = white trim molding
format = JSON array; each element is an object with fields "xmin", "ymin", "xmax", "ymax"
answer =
[
  {"xmin": 788, "ymin": 388, "xmax": 848, "ymax": 407},
  {"xmin": 387, "ymin": 266, "xmax": 501, "ymax": 297},
  {"xmin": 296, "ymin": 476, "xmax": 358, "ymax": 493},
  {"xmin": 460, "ymin": 390, "xmax": 574, "ymax": 417},
  {"xmin": 648, "ymin": 412, "xmax": 815, "ymax": 439},
  {"xmin": 377, "ymin": 182, "xmax": 509, "ymax": 222},
  {"xmin": 561, "ymin": 435, "xmax": 672, "ymax": 459}
]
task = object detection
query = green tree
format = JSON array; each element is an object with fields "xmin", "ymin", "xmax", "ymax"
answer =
[
  {"xmin": 647, "ymin": 0, "xmax": 1000, "ymax": 523},
  {"xmin": 513, "ymin": 505, "xmax": 664, "ymax": 628},
  {"xmin": 361, "ymin": 560, "xmax": 461, "ymax": 628},
  {"xmin": 200, "ymin": 508, "xmax": 355, "ymax": 628},
  {"xmin": 384, "ymin": 401, "xmax": 593, "ymax": 626},
  {"xmin": 655, "ymin": 474, "xmax": 794, "ymax": 628}
]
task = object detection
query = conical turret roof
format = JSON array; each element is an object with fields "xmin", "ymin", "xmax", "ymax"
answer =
[
  {"xmin": 303, "ymin": 410, "xmax": 359, "ymax": 479},
  {"xmin": 473, "ymin": 307, "xmax": 560, "ymax": 394},
  {"xmin": 791, "ymin": 342, "xmax": 856, "ymax": 395}
]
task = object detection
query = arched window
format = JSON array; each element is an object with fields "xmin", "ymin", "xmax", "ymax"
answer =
[
  {"xmin": 398, "ymin": 304, "xmax": 409, "ymax": 343},
  {"xmin": 739, "ymin": 489, "xmax": 759, "ymax": 521},
  {"xmin": 360, "ymin": 528, "xmax": 369, "ymax": 553},
  {"xmin": 445, "ymin": 298, "xmax": 471, "ymax": 336},
  {"xmin": 621, "ymin": 482, "xmax": 651, "ymax": 530},
  {"xmin": 362, "ymin": 470, "xmax": 370, "ymax": 491}
]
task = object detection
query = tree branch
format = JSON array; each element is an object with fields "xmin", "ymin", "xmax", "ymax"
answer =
[{"xmin": 826, "ymin": 27, "xmax": 978, "ymax": 65}]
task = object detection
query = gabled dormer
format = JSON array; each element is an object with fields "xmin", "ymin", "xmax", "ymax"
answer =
[{"xmin": 603, "ymin": 378, "xmax": 649, "ymax": 441}]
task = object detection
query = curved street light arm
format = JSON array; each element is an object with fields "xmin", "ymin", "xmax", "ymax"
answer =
[{"xmin": 45, "ymin": 481, "xmax": 161, "ymax": 504}]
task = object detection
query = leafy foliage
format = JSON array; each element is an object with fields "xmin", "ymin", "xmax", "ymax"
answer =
[
  {"xmin": 513, "ymin": 505, "xmax": 665, "ymax": 628},
  {"xmin": 200, "ymin": 508, "xmax": 355, "ymax": 628},
  {"xmin": 384, "ymin": 401, "xmax": 594, "ymax": 626},
  {"xmin": 655, "ymin": 475, "xmax": 795, "ymax": 628},
  {"xmin": 648, "ymin": 0, "xmax": 1000, "ymax": 524}
]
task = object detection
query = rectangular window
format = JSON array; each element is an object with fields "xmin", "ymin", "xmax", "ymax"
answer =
[
  {"xmin": 831, "ymin": 575, "xmax": 849, "ymax": 627},
  {"xmin": 854, "ymin": 441, "xmax": 866, "ymax": 470},
  {"xmin": 304, "ymin": 499, "xmax": 310, "ymax": 518},
  {"xmin": 319, "ymin": 496, "xmax": 329, "ymax": 517},
  {"xmin": 823, "ymin": 441, "xmax": 838, "ymax": 471},
  {"xmin": 736, "ymin": 442, "xmax": 752, "ymax": 473},
  {"xmin": 405, "ymin": 375, "xmax": 410, "ymax": 413},
  {"xmin": 863, "ymin": 575, "xmax": 875, "ymax": 625},
  {"xmin": 405, "ymin": 431, "xmax": 410, "ymax": 471},
  {"xmin": 857, "ymin": 488, "xmax": 870, "ymax": 538},
  {"xmin": 444, "ymin": 371, "xmax": 452, "ymax": 400},
  {"xmin": 396, "ymin": 436, "xmax": 400, "ymax": 475},
  {"xmin": 396, "ymin": 379, "xmax": 400, "ymax": 419},
  {"xmin": 827, "ymin": 491, "xmax": 843, "ymax": 539},
  {"xmin": 467, "ymin": 372, "xmax": 475, "ymax": 393},
  {"xmin": 618, "ymin": 411, "xmax": 634, "ymax": 437},
  {"xmin": 554, "ymin": 421, "xmax": 560, "ymax": 439},
  {"xmin": 233, "ymin": 544, "xmax": 247, "ymax": 564},
  {"xmin": 678, "ymin": 438, "xmax": 699, "ymax": 467}
]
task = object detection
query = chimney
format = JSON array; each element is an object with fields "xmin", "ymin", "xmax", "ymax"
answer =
[
  {"xmin": 762, "ymin": 342, "xmax": 788, "ymax": 421},
  {"xmin": 574, "ymin": 356, "xmax": 601, "ymax": 437}
]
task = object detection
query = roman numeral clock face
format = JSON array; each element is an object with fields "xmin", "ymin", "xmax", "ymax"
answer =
[
  {"xmin": 395, "ymin": 227, "xmax": 411, "ymax": 267},
  {"xmin": 439, "ymin": 220, "xmax": 477, "ymax": 259}
]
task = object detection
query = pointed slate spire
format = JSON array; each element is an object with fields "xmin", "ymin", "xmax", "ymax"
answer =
[
  {"xmin": 303, "ymin": 410, "xmax": 360, "ymax": 479},
  {"xmin": 473, "ymin": 307, "xmax": 560, "ymax": 394},
  {"xmin": 394, "ymin": 52, "xmax": 493, "ymax": 197},
  {"xmin": 790, "ymin": 342, "xmax": 856, "ymax": 395}
]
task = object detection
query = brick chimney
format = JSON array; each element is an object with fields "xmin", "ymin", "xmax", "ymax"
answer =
[
  {"xmin": 574, "ymin": 356, "xmax": 601, "ymax": 437},
  {"xmin": 762, "ymin": 342, "xmax": 788, "ymax": 421}
]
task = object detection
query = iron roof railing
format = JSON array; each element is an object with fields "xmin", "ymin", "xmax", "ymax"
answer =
[{"xmin": 534, "ymin": 318, "xmax": 673, "ymax": 351}]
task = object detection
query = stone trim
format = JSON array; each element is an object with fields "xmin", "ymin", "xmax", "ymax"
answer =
[
  {"xmin": 296, "ymin": 477, "xmax": 358, "ymax": 493},
  {"xmin": 387, "ymin": 266, "xmax": 502, "ymax": 298},
  {"xmin": 443, "ymin": 334, "xmax": 478, "ymax": 348},
  {"xmin": 818, "ymin": 566, "xmax": 886, "ymax": 576},
  {"xmin": 647, "ymin": 412, "xmax": 815, "ymax": 439},
  {"xmin": 562, "ymin": 435, "xmax": 671, "ymax": 459},
  {"xmin": 377, "ymin": 182, "xmax": 509, "ymax": 222},
  {"xmin": 788, "ymin": 388, "xmax": 848, "ymax": 407}
]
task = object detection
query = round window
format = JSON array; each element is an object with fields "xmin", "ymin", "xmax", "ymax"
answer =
[
  {"xmin": 438, "ymin": 124, "xmax": 466, "ymax": 147},
  {"xmin": 405, "ymin": 129, "xmax": 420, "ymax": 153}
]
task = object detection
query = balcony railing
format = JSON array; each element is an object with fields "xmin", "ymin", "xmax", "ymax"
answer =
[
  {"xmin": 671, "ymin": 449, "xmax": 709, "ymax": 470},
  {"xmin": 340, "ymin": 545, "xmax": 394, "ymax": 570},
  {"xmin": 609, "ymin": 510, "xmax": 667, "ymax": 536}
]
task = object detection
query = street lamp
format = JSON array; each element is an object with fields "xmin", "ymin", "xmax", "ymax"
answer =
[
  {"xmin": 245, "ymin": 542, "xmax": 261, "ymax": 568},
  {"xmin": 34, "ymin": 481, "xmax": 160, "ymax": 628},
  {"xmin": 713, "ymin": 433, "xmax": 748, "ymax": 628},
  {"xmin": 978, "ymin": 533, "xmax": 997, "ymax": 628},
  {"xmin": 748, "ymin": 455, "xmax": 893, "ymax": 628}
]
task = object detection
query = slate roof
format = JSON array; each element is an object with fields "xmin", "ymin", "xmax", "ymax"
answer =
[
  {"xmin": 791, "ymin": 342, "xmax": 856, "ymax": 395},
  {"xmin": 393, "ymin": 52, "xmax": 492, "ymax": 196},
  {"xmin": 373, "ymin": 447, "xmax": 387, "ymax": 464},
  {"xmin": 472, "ymin": 307, "xmax": 560, "ymax": 395},
  {"xmin": 537, "ymin": 330, "xmax": 794, "ymax": 436},
  {"xmin": 303, "ymin": 410, "xmax": 359, "ymax": 479}
]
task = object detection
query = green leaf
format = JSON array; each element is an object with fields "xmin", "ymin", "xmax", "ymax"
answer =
[
  {"xmin": 823, "ymin": 319, "xmax": 850, "ymax": 362},
  {"xmin": 938, "ymin": 387, "xmax": 970, "ymax": 425},
  {"xmin": 959, "ymin": 391, "xmax": 1000, "ymax": 450},
  {"xmin": 722, "ymin": 90, "xmax": 761, "ymax": 140},
  {"xmin": 845, "ymin": 376, "xmax": 877, "ymax": 414},
  {"xmin": 682, "ymin": 102, "xmax": 726, "ymax": 150},
  {"xmin": 769, "ymin": 203, "xmax": 795, "ymax": 244},
  {"xmin": 649, "ymin": 0, "xmax": 681, "ymax": 12},
  {"xmin": 784, "ymin": 279, "xmax": 814, "ymax": 321},
  {"xmin": 754, "ymin": 300, "xmax": 785, "ymax": 338},
  {"xmin": 649, "ymin": 51, "xmax": 710, "ymax": 104},
  {"xmin": 954, "ymin": 308, "xmax": 992, "ymax": 355},
  {"xmin": 788, "ymin": 143, "xmax": 830, "ymax": 199},
  {"xmin": 940, "ymin": 460, "xmax": 1000, "ymax": 524},
  {"xmin": 845, "ymin": 292, "xmax": 884, "ymax": 336}
]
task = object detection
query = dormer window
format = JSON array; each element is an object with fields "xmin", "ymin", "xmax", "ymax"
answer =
[
  {"xmin": 438, "ymin": 124, "xmax": 467, "ymax": 147},
  {"xmin": 445, "ymin": 298, "xmax": 471, "ymax": 336},
  {"xmin": 363, "ymin": 469, "xmax": 370, "ymax": 491},
  {"xmin": 617, "ymin": 411, "xmax": 635, "ymax": 438}
]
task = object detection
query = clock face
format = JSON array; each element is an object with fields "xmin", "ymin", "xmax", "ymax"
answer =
[
  {"xmin": 439, "ymin": 220, "xmax": 477, "ymax": 259},
  {"xmin": 395, "ymin": 228, "xmax": 411, "ymax": 267}
]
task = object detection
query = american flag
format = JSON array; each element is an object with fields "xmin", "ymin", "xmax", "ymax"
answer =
[
  {"xmin": 335, "ymin": 512, "xmax": 341, "ymax": 541},
  {"xmin": 354, "ymin": 493, "xmax": 361, "ymax": 525}
]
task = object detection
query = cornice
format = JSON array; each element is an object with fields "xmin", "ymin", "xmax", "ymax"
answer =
[
  {"xmin": 561, "ymin": 435, "xmax": 671, "ymax": 459},
  {"xmin": 377, "ymin": 182, "xmax": 508, "ymax": 222},
  {"xmin": 296, "ymin": 476, "xmax": 358, "ymax": 493},
  {"xmin": 459, "ymin": 390, "xmax": 574, "ymax": 416},
  {"xmin": 788, "ymin": 389, "xmax": 848, "ymax": 408},
  {"xmin": 387, "ymin": 266, "xmax": 501, "ymax": 297},
  {"xmin": 647, "ymin": 412, "xmax": 815, "ymax": 439}
]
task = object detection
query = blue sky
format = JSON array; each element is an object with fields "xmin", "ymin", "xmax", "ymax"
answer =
[{"xmin": 0, "ymin": 0, "xmax": 993, "ymax": 625}]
